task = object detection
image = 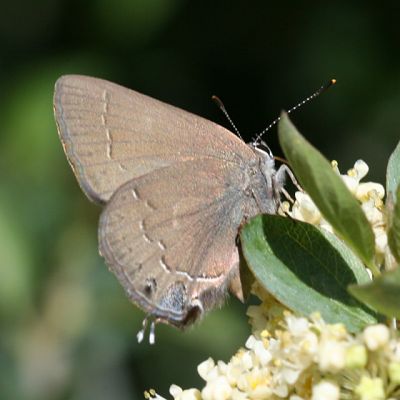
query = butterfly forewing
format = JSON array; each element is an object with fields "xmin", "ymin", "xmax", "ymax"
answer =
[{"xmin": 53, "ymin": 75, "xmax": 254, "ymax": 204}]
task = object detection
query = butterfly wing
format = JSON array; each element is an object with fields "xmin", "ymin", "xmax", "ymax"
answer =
[
  {"xmin": 54, "ymin": 75, "xmax": 254, "ymax": 204},
  {"xmin": 99, "ymin": 158, "xmax": 260, "ymax": 327}
]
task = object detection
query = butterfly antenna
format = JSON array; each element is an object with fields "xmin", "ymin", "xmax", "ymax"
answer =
[
  {"xmin": 252, "ymin": 79, "xmax": 336, "ymax": 146},
  {"xmin": 212, "ymin": 95, "xmax": 244, "ymax": 140}
]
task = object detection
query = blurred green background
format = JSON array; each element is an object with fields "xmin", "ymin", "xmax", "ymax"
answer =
[{"xmin": 1, "ymin": 1, "xmax": 399, "ymax": 399}]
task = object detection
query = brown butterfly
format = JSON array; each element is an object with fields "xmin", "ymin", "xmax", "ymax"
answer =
[{"xmin": 53, "ymin": 75, "xmax": 290, "ymax": 342}]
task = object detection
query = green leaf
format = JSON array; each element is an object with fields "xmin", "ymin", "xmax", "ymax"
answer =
[
  {"xmin": 386, "ymin": 139, "xmax": 400, "ymax": 197},
  {"xmin": 319, "ymin": 229, "xmax": 371, "ymax": 285},
  {"xmin": 278, "ymin": 113, "xmax": 376, "ymax": 270},
  {"xmin": 388, "ymin": 185, "xmax": 400, "ymax": 262},
  {"xmin": 240, "ymin": 214, "xmax": 377, "ymax": 333},
  {"xmin": 349, "ymin": 268, "xmax": 400, "ymax": 318}
]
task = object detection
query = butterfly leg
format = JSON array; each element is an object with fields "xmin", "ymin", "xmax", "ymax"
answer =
[
  {"xmin": 275, "ymin": 164, "xmax": 304, "ymax": 204},
  {"xmin": 276, "ymin": 164, "xmax": 302, "ymax": 192},
  {"xmin": 275, "ymin": 164, "xmax": 305, "ymax": 219},
  {"xmin": 280, "ymin": 187, "xmax": 295, "ymax": 203},
  {"xmin": 273, "ymin": 163, "xmax": 303, "ymax": 211}
]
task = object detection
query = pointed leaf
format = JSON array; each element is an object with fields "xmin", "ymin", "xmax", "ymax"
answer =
[
  {"xmin": 386, "ymin": 139, "xmax": 400, "ymax": 196},
  {"xmin": 349, "ymin": 268, "xmax": 400, "ymax": 318},
  {"xmin": 240, "ymin": 214, "xmax": 377, "ymax": 333},
  {"xmin": 278, "ymin": 113, "xmax": 375, "ymax": 269}
]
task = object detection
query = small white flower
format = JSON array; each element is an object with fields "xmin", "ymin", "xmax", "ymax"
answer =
[
  {"xmin": 318, "ymin": 336, "xmax": 346, "ymax": 372},
  {"xmin": 245, "ymin": 335, "xmax": 258, "ymax": 350},
  {"xmin": 197, "ymin": 358, "xmax": 217, "ymax": 381},
  {"xmin": 354, "ymin": 159, "xmax": 369, "ymax": 180},
  {"xmin": 241, "ymin": 350, "xmax": 253, "ymax": 370},
  {"xmin": 169, "ymin": 386, "xmax": 201, "ymax": 400},
  {"xmin": 291, "ymin": 192, "xmax": 321, "ymax": 224},
  {"xmin": 312, "ymin": 380, "xmax": 340, "ymax": 400},
  {"xmin": 341, "ymin": 174, "xmax": 359, "ymax": 194},
  {"xmin": 251, "ymin": 384, "xmax": 274, "ymax": 399},
  {"xmin": 201, "ymin": 376, "xmax": 232, "ymax": 400},
  {"xmin": 217, "ymin": 360, "xmax": 227, "ymax": 375},
  {"xmin": 356, "ymin": 182, "xmax": 385, "ymax": 202},
  {"xmin": 272, "ymin": 382, "xmax": 289, "ymax": 398},
  {"xmin": 361, "ymin": 199, "xmax": 384, "ymax": 226},
  {"xmin": 169, "ymin": 385, "xmax": 183, "ymax": 398},
  {"xmin": 252, "ymin": 339, "xmax": 272, "ymax": 366},
  {"xmin": 225, "ymin": 363, "xmax": 243, "ymax": 385},
  {"xmin": 285, "ymin": 314, "xmax": 309, "ymax": 335},
  {"xmin": 281, "ymin": 367, "xmax": 301, "ymax": 385},
  {"xmin": 363, "ymin": 324, "xmax": 390, "ymax": 351}
]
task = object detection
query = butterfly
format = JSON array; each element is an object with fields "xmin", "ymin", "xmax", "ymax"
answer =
[{"xmin": 54, "ymin": 75, "xmax": 294, "ymax": 342}]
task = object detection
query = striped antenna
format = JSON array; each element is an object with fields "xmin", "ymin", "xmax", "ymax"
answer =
[
  {"xmin": 252, "ymin": 79, "xmax": 336, "ymax": 145},
  {"xmin": 212, "ymin": 95, "xmax": 244, "ymax": 141}
]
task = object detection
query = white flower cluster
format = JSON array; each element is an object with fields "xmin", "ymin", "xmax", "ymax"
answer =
[
  {"xmin": 148, "ymin": 287, "xmax": 400, "ymax": 400},
  {"xmin": 280, "ymin": 160, "xmax": 393, "ymax": 268}
]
